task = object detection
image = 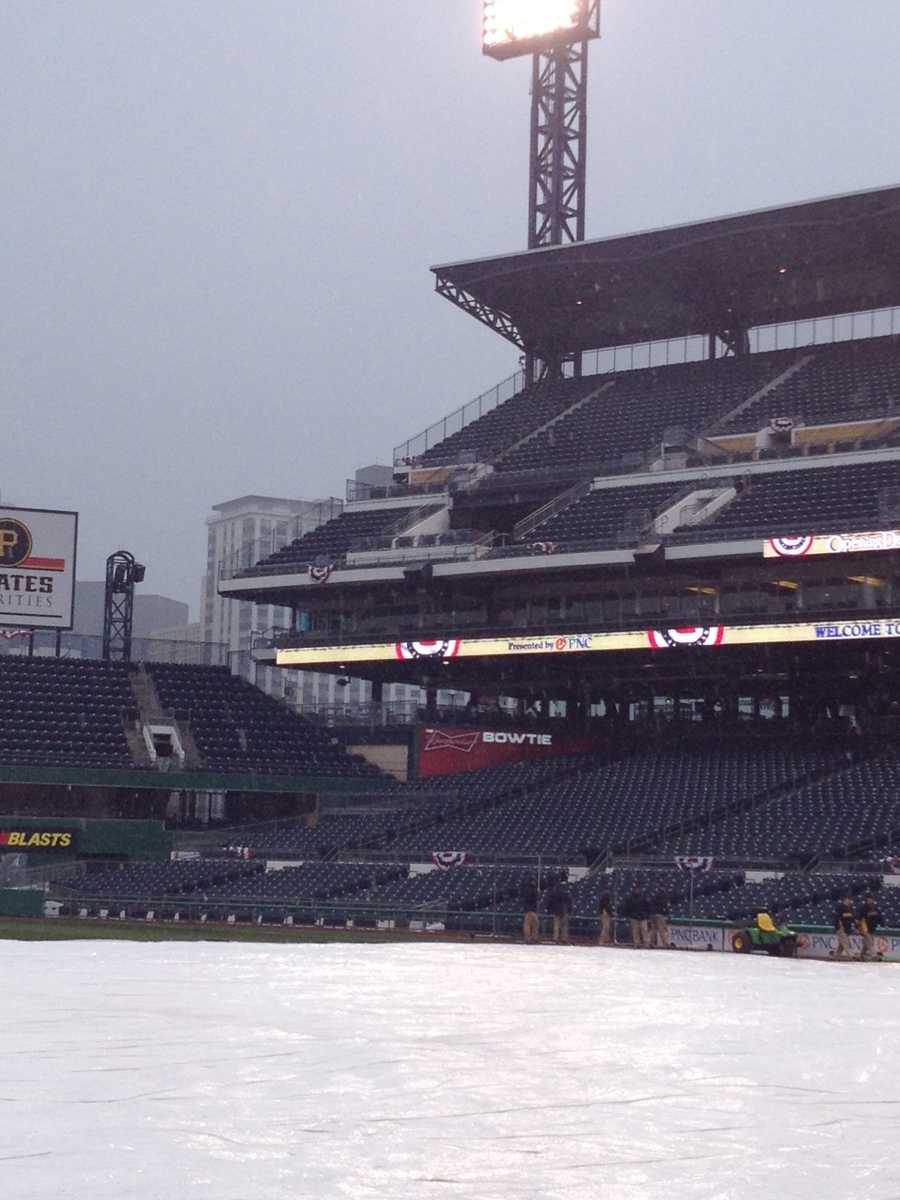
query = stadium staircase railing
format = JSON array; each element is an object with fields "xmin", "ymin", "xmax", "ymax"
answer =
[
  {"xmin": 495, "ymin": 378, "xmax": 617, "ymax": 467},
  {"xmin": 704, "ymin": 352, "xmax": 816, "ymax": 435},
  {"xmin": 512, "ymin": 476, "xmax": 595, "ymax": 542}
]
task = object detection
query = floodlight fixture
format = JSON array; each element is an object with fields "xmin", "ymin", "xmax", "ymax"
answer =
[{"xmin": 483, "ymin": 0, "xmax": 599, "ymax": 61}]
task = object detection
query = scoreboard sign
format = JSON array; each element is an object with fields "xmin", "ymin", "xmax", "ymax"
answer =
[
  {"xmin": 277, "ymin": 616, "xmax": 900, "ymax": 666},
  {"xmin": 0, "ymin": 506, "xmax": 78, "ymax": 630}
]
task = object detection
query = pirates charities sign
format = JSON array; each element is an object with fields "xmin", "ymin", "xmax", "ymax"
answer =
[{"xmin": 0, "ymin": 506, "xmax": 78, "ymax": 630}]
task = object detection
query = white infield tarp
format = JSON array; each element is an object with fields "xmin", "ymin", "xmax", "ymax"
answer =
[{"xmin": 1, "ymin": 939, "xmax": 898, "ymax": 1200}]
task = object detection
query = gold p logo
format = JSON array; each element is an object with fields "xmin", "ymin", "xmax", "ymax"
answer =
[{"xmin": 0, "ymin": 519, "xmax": 32, "ymax": 567}]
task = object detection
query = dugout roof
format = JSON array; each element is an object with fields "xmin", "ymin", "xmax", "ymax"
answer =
[{"xmin": 432, "ymin": 184, "xmax": 900, "ymax": 353}]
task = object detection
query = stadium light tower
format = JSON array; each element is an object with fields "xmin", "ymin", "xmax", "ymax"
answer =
[
  {"xmin": 102, "ymin": 550, "xmax": 146, "ymax": 663},
  {"xmin": 483, "ymin": 1, "xmax": 600, "ymax": 250}
]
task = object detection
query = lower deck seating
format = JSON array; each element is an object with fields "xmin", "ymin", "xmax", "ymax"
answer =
[
  {"xmin": 53, "ymin": 859, "xmax": 260, "ymax": 900},
  {"xmin": 390, "ymin": 745, "xmax": 830, "ymax": 859},
  {"xmin": 229, "ymin": 755, "xmax": 607, "ymax": 857},
  {"xmin": 201, "ymin": 862, "xmax": 405, "ymax": 903},
  {"xmin": 356, "ymin": 865, "xmax": 529, "ymax": 911},
  {"xmin": 663, "ymin": 752, "xmax": 900, "ymax": 860}
]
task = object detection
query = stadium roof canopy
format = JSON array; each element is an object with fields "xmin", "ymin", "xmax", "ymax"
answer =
[{"xmin": 432, "ymin": 184, "xmax": 900, "ymax": 355}]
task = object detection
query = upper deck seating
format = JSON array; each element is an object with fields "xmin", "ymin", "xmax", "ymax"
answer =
[
  {"xmin": 497, "ymin": 352, "xmax": 790, "ymax": 474},
  {"xmin": 719, "ymin": 336, "xmax": 900, "ymax": 433},
  {"xmin": 416, "ymin": 377, "xmax": 605, "ymax": 466},
  {"xmin": 669, "ymin": 458, "xmax": 899, "ymax": 544},
  {"xmin": 246, "ymin": 506, "xmax": 419, "ymax": 575}
]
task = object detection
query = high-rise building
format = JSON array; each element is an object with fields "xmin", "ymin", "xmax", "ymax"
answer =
[{"xmin": 200, "ymin": 494, "xmax": 370, "ymax": 708}]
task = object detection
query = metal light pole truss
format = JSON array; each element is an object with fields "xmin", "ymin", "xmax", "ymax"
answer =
[
  {"xmin": 433, "ymin": 275, "xmax": 525, "ymax": 348},
  {"xmin": 528, "ymin": 37, "xmax": 590, "ymax": 249},
  {"xmin": 102, "ymin": 550, "xmax": 140, "ymax": 662}
]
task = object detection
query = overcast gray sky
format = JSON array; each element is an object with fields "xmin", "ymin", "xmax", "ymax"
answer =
[{"xmin": 4, "ymin": 1, "xmax": 899, "ymax": 613}]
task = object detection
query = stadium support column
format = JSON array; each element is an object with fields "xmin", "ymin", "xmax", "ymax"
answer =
[{"xmin": 102, "ymin": 550, "xmax": 146, "ymax": 663}]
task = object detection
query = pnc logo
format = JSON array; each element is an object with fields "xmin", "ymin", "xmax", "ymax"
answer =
[{"xmin": 0, "ymin": 519, "xmax": 32, "ymax": 568}]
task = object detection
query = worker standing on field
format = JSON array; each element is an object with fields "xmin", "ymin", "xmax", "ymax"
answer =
[
  {"xmin": 597, "ymin": 891, "xmax": 613, "ymax": 945},
  {"xmin": 833, "ymin": 895, "xmax": 856, "ymax": 959},
  {"xmin": 546, "ymin": 876, "xmax": 573, "ymax": 945},
  {"xmin": 648, "ymin": 891, "xmax": 671, "ymax": 949},
  {"xmin": 856, "ymin": 893, "xmax": 883, "ymax": 960},
  {"xmin": 520, "ymin": 876, "xmax": 540, "ymax": 944},
  {"xmin": 621, "ymin": 883, "xmax": 649, "ymax": 948}
]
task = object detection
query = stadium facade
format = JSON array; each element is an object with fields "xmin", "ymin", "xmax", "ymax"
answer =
[
  {"xmin": 2, "ymin": 9, "xmax": 899, "ymax": 951},
  {"xmin": 221, "ymin": 186, "xmax": 900, "ymax": 736}
]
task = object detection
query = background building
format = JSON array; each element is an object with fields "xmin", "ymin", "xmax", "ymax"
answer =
[
  {"xmin": 73, "ymin": 583, "xmax": 189, "ymax": 640},
  {"xmin": 200, "ymin": 494, "xmax": 361, "ymax": 707},
  {"xmin": 202, "ymin": 491, "xmax": 431, "ymax": 718}
]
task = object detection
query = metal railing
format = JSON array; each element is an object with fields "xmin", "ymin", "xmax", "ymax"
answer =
[
  {"xmin": 346, "ymin": 478, "xmax": 452, "ymax": 503},
  {"xmin": 41, "ymin": 891, "xmax": 900, "ymax": 943},
  {"xmin": 0, "ymin": 631, "xmax": 229, "ymax": 667},
  {"xmin": 513, "ymin": 476, "xmax": 595, "ymax": 542},
  {"xmin": 394, "ymin": 368, "xmax": 526, "ymax": 464}
]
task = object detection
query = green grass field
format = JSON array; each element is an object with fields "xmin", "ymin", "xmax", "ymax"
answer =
[{"xmin": 0, "ymin": 916, "xmax": 482, "ymax": 945}]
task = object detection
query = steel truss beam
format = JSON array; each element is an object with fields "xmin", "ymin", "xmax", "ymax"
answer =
[
  {"xmin": 528, "ymin": 39, "xmax": 589, "ymax": 249},
  {"xmin": 434, "ymin": 275, "xmax": 524, "ymax": 348}
]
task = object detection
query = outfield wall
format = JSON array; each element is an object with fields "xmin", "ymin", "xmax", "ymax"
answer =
[{"xmin": 662, "ymin": 921, "xmax": 900, "ymax": 961}]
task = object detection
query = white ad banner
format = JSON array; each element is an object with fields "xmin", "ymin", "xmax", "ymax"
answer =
[
  {"xmin": 797, "ymin": 931, "xmax": 900, "ymax": 962},
  {"xmin": 669, "ymin": 924, "xmax": 725, "ymax": 952},
  {"xmin": 0, "ymin": 506, "xmax": 78, "ymax": 629}
]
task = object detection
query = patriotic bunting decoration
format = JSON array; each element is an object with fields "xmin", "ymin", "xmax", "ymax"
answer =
[
  {"xmin": 648, "ymin": 627, "xmax": 724, "ymax": 650},
  {"xmin": 395, "ymin": 638, "xmax": 461, "ymax": 661},
  {"xmin": 308, "ymin": 562, "xmax": 333, "ymax": 584},
  {"xmin": 675, "ymin": 855, "xmax": 714, "ymax": 872},
  {"xmin": 432, "ymin": 851, "xmax": 467, "ymax": 871}
]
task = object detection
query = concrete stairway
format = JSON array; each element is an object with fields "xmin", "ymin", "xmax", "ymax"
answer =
[
  {"xmin": 128, "ymin": 664, "xmax": 205, "ymax": 770},
  {"xmin": 129, "ymin": 665, "xmax": 165, "ymax": 721}
]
